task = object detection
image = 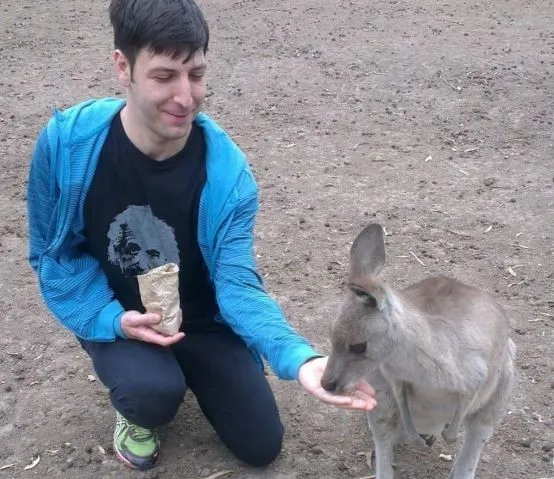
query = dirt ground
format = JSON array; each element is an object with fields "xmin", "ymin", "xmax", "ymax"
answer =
[{"xmin": 1, "ymin": 0, "xmax": 553, "ymax": 478}]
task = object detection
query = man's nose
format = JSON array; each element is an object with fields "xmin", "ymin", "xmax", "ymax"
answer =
[{"xmin": 174, "ymin": 77, "xmax": 193, "ymax": 107}]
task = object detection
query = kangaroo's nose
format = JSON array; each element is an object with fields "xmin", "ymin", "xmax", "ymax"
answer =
[{"xmin": 321, "ymin": 377, "xmax": 338, "ymax": 392}]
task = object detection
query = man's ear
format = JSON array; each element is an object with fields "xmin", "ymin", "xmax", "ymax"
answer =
[{"xmin": 114, "ymin": 49, "xmax": 132, "ymax": 87}]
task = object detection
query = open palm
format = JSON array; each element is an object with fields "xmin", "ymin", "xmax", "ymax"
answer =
[{"xmin": 298, "ymin": 357, "xmax": 377, "ymax": 411}]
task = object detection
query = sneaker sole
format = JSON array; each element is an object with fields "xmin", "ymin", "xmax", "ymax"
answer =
[{"xmin": 113, "ymin": 439, "xmax": 161, "ymax": 471}]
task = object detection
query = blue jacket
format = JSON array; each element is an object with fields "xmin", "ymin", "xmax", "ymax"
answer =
[{"xmin": 27, "ymin": 98, "xmax": 317, "ymax": 380}]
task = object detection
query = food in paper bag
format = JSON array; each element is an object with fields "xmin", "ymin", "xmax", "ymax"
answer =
[{"xmin": 137, "ymin": 263, "xmax": 181, "ymax": 336}]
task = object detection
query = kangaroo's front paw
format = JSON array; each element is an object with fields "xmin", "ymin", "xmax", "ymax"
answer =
[
  {"xmin": 420, "ymin": 433, "xmax": 436, "ymax": 447},
  {"xmin": 442, "ymin": 423, "xmax": 459, "ymax": 444},
  {"xmin": 408, "ymin": 433, "xmax": 430, "ymax": 451}
]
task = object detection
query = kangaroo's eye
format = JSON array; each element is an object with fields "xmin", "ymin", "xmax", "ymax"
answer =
[{"xmin": 348, "ymin": 342, "xmax": 367, "ymax": 354}]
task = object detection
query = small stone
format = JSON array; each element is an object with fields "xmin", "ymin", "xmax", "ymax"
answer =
[
  {"xmin": 484, "ymin": 177, "xmax": 497, "ymax": 186},
  {"xmin": 310, "ymin": 445, "xmax": 324, "ymax": 455},
  {"xmin": 509, "ymin": 198, "xmax": 517, "ymax": 203},
  {"xmin": 518, "ymin": 439, "xmax": 532, "ymax": 448},
  {"xmin": 337, "ymin": 461, "xmax": 349, "ymax": 471},
  {"xmin": 4, "ymin": 385, "xmax": 12, "ymax": 392},
  {"xmin": 542, "ymin": 443, "xmax": 554, "ymax": 453}
]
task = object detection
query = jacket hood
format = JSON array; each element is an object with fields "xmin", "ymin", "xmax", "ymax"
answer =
[{"xmin": 53, "ymin": 98, "xmax": 126, "ymax": 145}]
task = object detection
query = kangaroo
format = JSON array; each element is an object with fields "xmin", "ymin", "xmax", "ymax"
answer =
[{"xmin": 321, "ymin": 223, "xmax": 517, "ymax": 479}]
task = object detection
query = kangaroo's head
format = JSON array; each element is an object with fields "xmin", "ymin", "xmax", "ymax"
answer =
[{"xmin": 321, "ymin": 223, "xmax": 399, "ymax": 394}]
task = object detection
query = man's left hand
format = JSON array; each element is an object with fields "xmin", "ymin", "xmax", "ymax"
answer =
[{"xmin": 298, "ymin": 356, "xmax": 377, "ymax": 411}]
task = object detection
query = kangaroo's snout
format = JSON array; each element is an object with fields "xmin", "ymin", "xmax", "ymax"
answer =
[{"xmin": 321, "ymin": 376, "xmax": 338, "ymax": 392}]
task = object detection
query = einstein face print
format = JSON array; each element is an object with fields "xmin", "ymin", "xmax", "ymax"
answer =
[{"xmin": 107, "ymin": 205, "xmax": 180, "ymax": 276}]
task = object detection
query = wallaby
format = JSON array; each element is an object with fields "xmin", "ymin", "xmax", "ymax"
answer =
[{"xmin": 321, "ymin": 223, "xmax": 517, "ymax": 479}]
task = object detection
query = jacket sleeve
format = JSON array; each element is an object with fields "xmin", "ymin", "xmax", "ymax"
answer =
[
  {"xmin": 212, "ymin": 174, "xmax": 319, "ymax": 380},
  {"xmin": 27, "ymin": 127, "xmax": 53, "ymax": 272},
  {"xmin": 27, "ymin": 125, "xmax": 126, "ymax": 341}
]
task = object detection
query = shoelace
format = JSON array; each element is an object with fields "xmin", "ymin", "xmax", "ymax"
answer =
[
  {"xmin": 129, "ymin": 424, "xmax": 153, "ymax": 442},
  {"xmin": 120, "ymin": 416, "xmax": 153, "ymax": 442}
]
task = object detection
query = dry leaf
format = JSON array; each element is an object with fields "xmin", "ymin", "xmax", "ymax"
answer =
[
  {"xmin": 507, "ymin": 267, "xmax": 517, "ymax": 277},
  {"xmin": 439, "ymin": 453, "xmax": 453, "ymax": 461},
  {"xmin": 0, "ymin": 464, "xmax": 16, "ymax": 471},
  {"xmin": 356, "ymin": 450, "xmax": 374, "ymax": 470},
  {"xmin": 201, "ymin": 471, "xmax": 233, "ymax": 479},
  {"xmin": 87, "ymin": 375, "xmax": 97, "ymax": 382},
  {"xmin": 24, "ymin": 456, "xmax": 40, "ymax": 470}
]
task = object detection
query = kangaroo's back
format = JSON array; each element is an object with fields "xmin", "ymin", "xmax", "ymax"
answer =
[{"xmin": 400, "ymin": 276, "xmax": 511, "ymax": 358}]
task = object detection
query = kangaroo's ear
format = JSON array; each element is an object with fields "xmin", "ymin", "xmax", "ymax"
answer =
[
  {"xmin": 348, "ymin": 282, "xmax": 386, "ymax": 311},
  {"xmin": 349, "ymin": 223, "xmax": 386, "ymax": 279}
]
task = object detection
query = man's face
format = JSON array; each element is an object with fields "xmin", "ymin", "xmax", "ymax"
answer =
[{"xmin": 117, "ymin": 48, "xmax": 207, "ymax": 143}]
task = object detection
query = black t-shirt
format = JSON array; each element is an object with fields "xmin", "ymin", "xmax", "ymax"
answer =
[{"xmin": 83, "ymin": 112, "xmax": 223, "ymax": 333}]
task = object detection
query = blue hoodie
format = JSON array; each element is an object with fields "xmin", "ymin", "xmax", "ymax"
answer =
[{"xmin": 27, "ymin": 98, "xmax": 318, "ymax": 380}]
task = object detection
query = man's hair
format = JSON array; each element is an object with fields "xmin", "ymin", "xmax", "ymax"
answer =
[{"xmin": 109, "ymin": 0, "xmax": 209, "ymax": 74}]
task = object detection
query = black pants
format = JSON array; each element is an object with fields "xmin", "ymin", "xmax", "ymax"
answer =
[{"xmin": 79, "ymin": 330, "xmax": 284, "ymax": 467}]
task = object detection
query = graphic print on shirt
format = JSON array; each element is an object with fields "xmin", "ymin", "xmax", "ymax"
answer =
[{"xmin": 106, "ymin": 205, "xmax": 180, "ymax": 277}]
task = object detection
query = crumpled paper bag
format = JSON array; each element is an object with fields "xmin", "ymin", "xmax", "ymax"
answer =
[{"xmin": 137, "ymin": 263, "xmax": 182, "ymax": 336}]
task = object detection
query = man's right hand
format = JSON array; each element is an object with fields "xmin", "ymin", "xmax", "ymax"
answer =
[{"xmin": 121, "ymin": 310, "xmax": 184, "ymax": 346}]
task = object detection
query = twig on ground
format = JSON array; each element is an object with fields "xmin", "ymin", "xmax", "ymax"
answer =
[{"xmin": 410, "ymin": 251, "xmax": 426, "ymax": 266}]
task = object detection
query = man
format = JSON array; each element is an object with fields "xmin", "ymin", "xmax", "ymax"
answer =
[{"xmin": 27, "ymin": 0, "xmax": 376, "ymax": 471}]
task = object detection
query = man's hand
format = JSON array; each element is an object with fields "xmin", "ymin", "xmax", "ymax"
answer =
[
  {"xmin": 298, "ymin": 356, "xmax": 377, "ymax": 411},
  {"xmin": 121, "ymin": 310, "xmax": 184, "ymax": 346}
]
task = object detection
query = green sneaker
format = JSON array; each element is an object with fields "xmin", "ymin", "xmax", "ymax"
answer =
[{"xmin": 113, "ymin": 411, "xmax": 160, "ymax": 470}]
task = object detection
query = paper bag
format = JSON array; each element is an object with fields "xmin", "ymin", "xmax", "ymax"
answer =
[{"xmin": 137, "ymin": 263, "xmax": 182, "ymax": 336}]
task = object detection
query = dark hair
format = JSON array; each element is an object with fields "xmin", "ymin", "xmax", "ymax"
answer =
[{"xmin": 109, "ymin": 0, "xmax": 209, "ymax": 75}]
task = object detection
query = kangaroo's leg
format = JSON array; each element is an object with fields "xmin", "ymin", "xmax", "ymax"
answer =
[
  {"xmin": 390, "ymin": 380, "xmax": 428, "ymax": 450},
  {"xmin": 447, "ymin": 418, "xmax": 493, "ymax": 479},
  {"xmin": 367, "ymin": 415, "xmax": 396, "ymax": 479},
  {"xmin": 371, "ymin": 432, "xmax": 395, "ymax": 479},
  {"xmin": 442, "ymin": 393, "xmax": 476, "ymax": 444},
  {"xmin": 449, "ymin": 353, "xmax": 516, "ymax": 479}
]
